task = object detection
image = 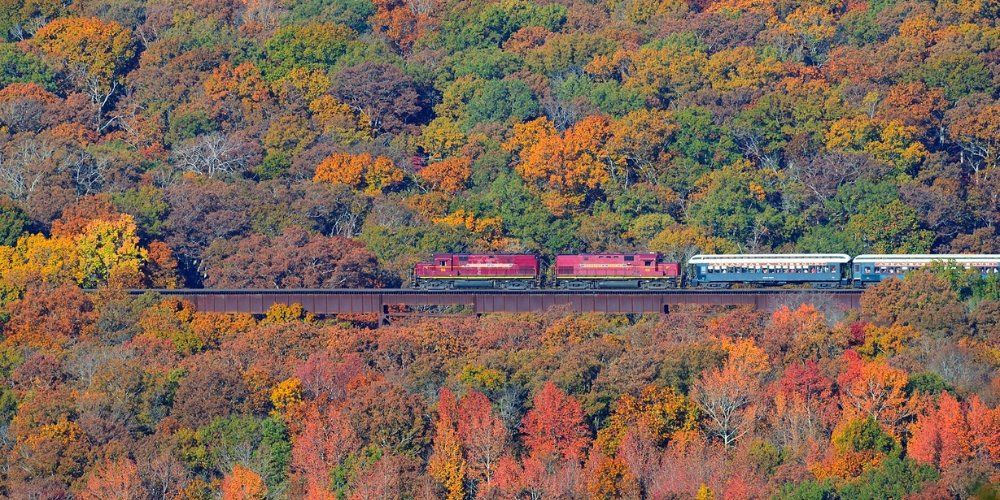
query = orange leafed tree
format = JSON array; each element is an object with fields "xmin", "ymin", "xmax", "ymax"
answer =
[
  {"xmin": 314, "ymin": 152, "xmax": 404, "ymax": 194},
  {"xmin": 290, "ymin": 402, "xmax": 359, "ymax": 494},
  {"xmin": 221, "ymin": 464, "xmax": 267, "ymax": 500},
  {"xmin": 371, "ymin": 0, "xmax": 423, "ymax": 52},
  {"xmin": 761, "ymin": 304, "xmax": 834, "ymax": 364},
  {"xmin": 837, "ymin": 351, "xmax": 912, "ymax": 430},
  {"xmin": 596, "ymin": 385, "xmax": 699, "ymax": 453},
  {"xmin": 908, "ymin": 392, "xmax": 999, "ymax": 470},
  {"xmin": 203, "ymin": 61, "xmax": 273, "ymax": 122},
  {"xmin": 692, "ymin": 363, "xmax": 760, "ymax": 448},
  {"xmin": 419, "ymin": 157, "xmax": 472, "ymax": 194},
  {"xmin": 32, "ymin": 17, "xmax": 135, "ymax": 97},
  {"xmin": 4, "ymin": 284, "xmax": 96, "ymax": 350},
  {"xmin": 314, "ymin": 152, "xmax": 368, "ymax": 187},
  {"xmin": 50, "ymin": 195, "xmax": 120, "ymax": 237},
  {"xmin": 428, "ymin": 388, "xmax": 466, "ymax": 500},
  {"xmin": 504, "ymin": 116, "xmax": 612, "ymax": 214}
]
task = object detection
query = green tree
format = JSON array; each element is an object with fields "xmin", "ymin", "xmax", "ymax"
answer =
[
  {"xmin": 687, "ymin": 162, "xmax": 802, "ymax": 250},
  {"xmin": 917, "ymin": 53, "xmax": 993, "ymax": 101},
  {"xmin": 776, "ymin": 479, "xmax": 837, "ymax": 500},
  {"xmin": 832, "ymin": 417, "xmax": 898, "ymax": 456},
  {"xmin": 440, "ymin": 0, "xmax": 566, "ymax": 50},
  {"xmin": 0, "ymin": 43, "xmax": 54, "ymax": 89},
  {"xmin": 844, "ymin": 199, "xmax": 933, "ymax": 253},
  {"xmin": 111, "ymin": 187, "xmax": 170, "ymax": 241},
  {"xmin": 446, "ymin": 47, "xmax": 523, "ymax": 80},
  {"xmin": 254, "ymin": 417, "xmax": 291, "ymax": 494},
  {"xmin": 263, "ymin": 22, "xmax": 356, "ymax": 80},
  {"xmin": 463, "ymin": 79, "xmax": 539, "ymax": 130},
  {"xmin": 0, "ymin": 200, "xmax": 28, "ymax": 246},
  {"xmin": 286, "ymin": 0, "xmax": 375, "ymax": 32},
  {"xmin": 837, "ymin": 456, "xmax": 938, "ymax": 499}
]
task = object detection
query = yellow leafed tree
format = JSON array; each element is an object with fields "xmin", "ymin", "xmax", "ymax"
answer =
[{"xmin": 75, "ymin": 215, "xmax": 148, "ymax": 289}]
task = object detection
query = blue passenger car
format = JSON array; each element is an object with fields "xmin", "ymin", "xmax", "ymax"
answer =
[
  {"xmin": 852, "ymin": 254, "xmax": 1000, "ymax": 286},
  {"xmin": 688, "ymin": 254, "xmax": 851, "ymax": 288}
]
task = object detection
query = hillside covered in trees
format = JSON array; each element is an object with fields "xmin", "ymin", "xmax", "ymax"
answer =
[
  {"xmin": 0, "ymin": 0, "xmax": 996, "ymax": 285},
  {"xmin": 0, "ymin": 0, "xmax": 997, "ymax": 497}
]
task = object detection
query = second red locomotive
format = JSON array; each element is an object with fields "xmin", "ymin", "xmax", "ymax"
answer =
[
  {"xmin": 413, "ymin": 254, "xmax": 540, "ymax": 289},
  {"xmin": 413, "ymin": 253, "xmax": 681, "ymax": 289},
  {"xmin": 554, "ymin": 253, "xmax": 680, "ymax": 289}
]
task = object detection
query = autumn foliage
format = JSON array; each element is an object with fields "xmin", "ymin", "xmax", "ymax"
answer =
[{"xmin": 0, "ymin": 0, "xmax": 996, "ymax": 497}]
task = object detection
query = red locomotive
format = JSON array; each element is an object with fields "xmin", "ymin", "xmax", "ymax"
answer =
[
  {"xmin": 554, "ymin": 253, "xmax": 680, "ymax": 289},
  {"xmin": 413, "ymin": 254, "xmax": 539, "ymax": 289}
]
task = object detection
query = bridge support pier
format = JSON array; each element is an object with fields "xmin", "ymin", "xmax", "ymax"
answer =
[{"xmin": 379, "ymin": 304, "xmax": 391, "ymax": 327}]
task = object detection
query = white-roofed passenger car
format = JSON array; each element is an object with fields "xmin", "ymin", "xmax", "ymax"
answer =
[
  {"xmin": 688, "ymin": 254, "xmax": 851, "ymax": 288},
  {"xmin": 851, "ymin": 254, "xmax": 1000, "ymax": 286}
]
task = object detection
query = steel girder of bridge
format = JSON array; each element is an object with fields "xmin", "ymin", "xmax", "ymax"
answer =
[{"xmin": 130, "ymin": 289, "xmax": 862, "ymax": 324}]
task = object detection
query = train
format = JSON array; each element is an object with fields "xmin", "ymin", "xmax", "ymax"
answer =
[{"xmin": 412, "ymin": 253, "xmax": 1000, "ymax": 290}]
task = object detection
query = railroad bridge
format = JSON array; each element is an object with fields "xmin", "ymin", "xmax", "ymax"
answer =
[{"xmin": 132, "ymin": 289, "xmax": 863, "ymax": 325}]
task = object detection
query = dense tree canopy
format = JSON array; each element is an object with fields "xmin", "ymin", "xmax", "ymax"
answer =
[
  {"xmin": 0, "ymin": 0, "xmax": 996, "ymax": 497},
  {"xmin": 0, "ymin": 278, "xmax": 994, "ymax": 497},
  {"xmin": 0, "ymin": 0, "xmax": 993, "ymax": 284}
]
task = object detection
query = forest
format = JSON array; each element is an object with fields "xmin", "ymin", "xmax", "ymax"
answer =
[{"xmin": 0, "ymin": 0, "xmax": 996, "ymax": 497}]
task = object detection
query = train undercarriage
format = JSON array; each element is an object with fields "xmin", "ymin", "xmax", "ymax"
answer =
[
  {"xmin": 554, "ymin": 278, "xmax": 678, "ymax": 290},
  {"xmin": 693, "ymin": 280, "xmax": 847, "ymax": 289},
  {"xmin": 414, "ymin": 278, "xmax": 537, "ymax": 290},
  {"xmin": 415, "ymin": 277, "xmax": 682, "ymax": 290}
]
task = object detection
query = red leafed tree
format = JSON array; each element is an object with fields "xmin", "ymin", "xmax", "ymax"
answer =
[
  {"xmin": 4, "ymin": 284, "xmax": 97, "ymax": 350},
  {"xmin": 290, "ymin": 403, "xmax": 359, "ymax": 493},
  {"xmin": 780, "ymin": 361, "xmax": 839, "ymax": 422},
  {"xmin": 201, "ymin": 226, "xmax": 395, "ymax": 289},
  {"xmin": 934, "ymin": 393, "xmax": 974, "ymax": 469},
  {"xmin": 521, "ymin": 382, "xmax": 591, "ymax": 464},
  {"xmin": 779, "ymin": 361, "xmax": 836, "ymax": 408},
  {"xmin": 79, "ymin": 458, "xmax": 147, "ymax": 500},
  {"xmin": 221, "ymin": 464, "xmax": 267, "ymax": 500},
  {"xmin": 907, "ymin": 406, "xmax": 942, "ymax": 467},
  {"xmin": 293, "ymin": 352, "xmax": 363, "ymax": 403},
  {"xmin": 489, "ymin": 454, "xmax": 526, "ymax": 498},
  {"xmin": 457, "ymin": 389, "xmax": 508, "ymax": 486},
  {"xmin": 770, "ymin": 361, "xmax": 840, "ymax": 452}
]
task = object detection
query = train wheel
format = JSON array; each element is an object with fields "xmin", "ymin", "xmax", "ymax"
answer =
[
  {"xmin": 644, "ymin": 280, "xmax": 676, "ymax": 290},
  {"xmin": 560, "ymin": 281, "xmax": 589, "ymax": 290},
  {"xmin": 500, "ymin": 280, "xmax": 529, "ymax": 290}
]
